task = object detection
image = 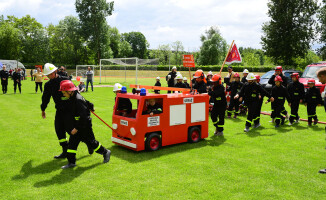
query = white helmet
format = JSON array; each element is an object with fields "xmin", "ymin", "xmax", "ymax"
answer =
[
  {"xmin": 113, "ymin": 83, "xmax": 123, "ymax": 92},
  {"xmin": 183, "ymin": 77, "xmax": 187, "ymax": 81},
  {"xmin": 207, "ymin": 71, "xmax": 213, "ymax": 76},
  {"xmin": 246, "ymin": 73, "xmax": 256, "ymax": 81},
  {"xmin": 243, "ymin": 69, "xmax": 249, "ymax": 74},
  {"xmin": 156, "ymin": 76, "xmax": 160, "ymax": 80},
  {"xmin": 176, "ymin": 74, "xmax": 183, "ymax": 80},
  {"xmin": 172, "ymin": 66, "xmax": 177, "ymax": 70},
  {"xmin": 44, "ymin": 63, "xmax": 57, "ymax": 75}
]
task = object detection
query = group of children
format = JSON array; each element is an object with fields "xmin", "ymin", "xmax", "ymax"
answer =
[{"xmin": 152, "ymin": 66, "xmax": 323, "ymax": 135}]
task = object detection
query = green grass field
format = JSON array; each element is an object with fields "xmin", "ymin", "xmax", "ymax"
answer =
[{"xmin": 1, "ymin": 77, "xmax": 326, "ymax": 199}]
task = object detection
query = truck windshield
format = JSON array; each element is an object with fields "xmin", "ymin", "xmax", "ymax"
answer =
[
  {"xmin": 114, "ymin": 97, "xmax": 138, "ymax": 119},
  {"xmin": 261, "ymin": 71, "xmax": 274, "ymax": 79},
  {"xmin": 302, "ymin": 66, "xmax": 325, "ymax": 78}
]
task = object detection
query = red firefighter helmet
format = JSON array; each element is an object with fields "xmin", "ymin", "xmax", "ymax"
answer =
[
  {"xmin": 274, "ymin": 75, "xmax": 283, "ymax": 82},
  {"xmin": 234, "ymin": 72, "xmax": 240, "ymax": 78},
  {"xmin": 193, "ymin": 70, "xmax": 204, "ymax": 79},
  {"xmin": 275, "ymin": 66, "xmax": 283, "ymax": 72},
  {"xmin": 59, "ymin": 80, "xmax": 78, "ymax": 91},
  {"xmin": 255, "ymin": 75, "xmax": 261, "ymax": 83},
  {"xmin": 307, "ymin": 79, "xmax": 315, "ymax": 84},
  {"xmin": 211, "ymin": 74, "xmax": 221, "ymax": 84},
  {"xmin": 291, "ymin": 73, "xmax": 300, "ymax": 79}
]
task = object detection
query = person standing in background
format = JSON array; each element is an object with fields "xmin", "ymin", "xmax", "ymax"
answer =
[
  {"xmin": 0, "ymin": 65, "xmax": 9, "ymax": 94},
  {"xmin": 12, "ymin": 68, "xmax": 22, "ymax": 94},
  {"xmin": 85, "ymin": 67, "xmax": 94, "ymax": 92},
  {"xmin": 33, "ymin": 67, "xmax": 44, "ymax": 93}
]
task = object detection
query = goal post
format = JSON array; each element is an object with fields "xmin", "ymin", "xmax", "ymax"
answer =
[
  {"xmin": 99, "ymin": 57, "xmax": 159, "ymax": 84},
  {"xmin": 74, "ymin": 65, "xmax": 97, "ymax": 82}
]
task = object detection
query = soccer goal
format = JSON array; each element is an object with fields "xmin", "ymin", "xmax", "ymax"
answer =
[
  {"xmin": 74, "ymin": 65, "xmax": 97, "ymax": 81},
  {"xmin": 99, "ymin": 57, "xmax": 159, "ymax": 84}
]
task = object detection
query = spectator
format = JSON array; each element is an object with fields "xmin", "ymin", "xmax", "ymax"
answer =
[
  {"xmin": 85, "ymin": 67, "xmax": 94, "ymax": 92},
  {"xmin": 57, "ymin": 66, "xmax": 68, "ymax": 77},
  {"xmin": 12, "ymin": 68, "xmax": 22, "ymax": 94},
  {"xmin": 30, "ymin": 68, "xmax": 34, "ymax": 81},
  {"xmin": 78, "ymin": 81, "xmax": 86, "ymax": 93},
  {"xmin": 33, "ymin": 67, "xmax": 44, "ymax": 93}
]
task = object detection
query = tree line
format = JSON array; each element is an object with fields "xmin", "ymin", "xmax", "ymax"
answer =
[{"xmin": 0, "ymin": 0, "xmax": 325, "ymax": 69}]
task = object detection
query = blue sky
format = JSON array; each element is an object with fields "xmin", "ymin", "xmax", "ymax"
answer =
[{"xmin": 0, "ymin": 0, "xmax": 322, "ymax": 51}]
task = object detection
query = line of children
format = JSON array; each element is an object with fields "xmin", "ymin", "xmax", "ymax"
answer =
[{"xmin": 304, "ymin": 79, "xmax": 323, "ymax": 126}]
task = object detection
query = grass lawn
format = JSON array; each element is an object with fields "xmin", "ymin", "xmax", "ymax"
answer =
[{"xmin": 1, "ymin": 77, "xmax": 326, "ymax": 199}]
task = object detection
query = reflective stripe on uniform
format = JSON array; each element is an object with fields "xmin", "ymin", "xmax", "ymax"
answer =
[
  {"xmin": 61, "ymin": 97, "xmax": 69, "ymax": 100},
  {"xmin": 291, "ymin": 115, "xmax": 296, "ymax": 117},
  {"xmin": 213, "ymin": 121, "xmax": 218, "ymax": 125},
  {"xmin": 75, "ymin": 116, "xmax": 80, "ymax": 120},
  {"xmin": 59, "ymin": 138, "xmax": 67, "ymax": 143},
  {"xmin": 227, "ymin": 110, "xmax": 234, "ymax": 113},
  {"xmin": 157, "ymin": 108, "xmax": 162, "ymax": 111},
  {"xmin": 216, "ymin": 97, "xmax": 221, "ymax": 100},
  {"xmin": 67, "ymin": 149, "xmax": 77, "ymax": 154},
  {"xmin": 218, "ymin": 125, "xmax": 224, "ymax": 127},
  {"xmin": 278, "ymin": 97, "xmax": 284, "ymax": 99},
  {"xmin": 275, "ymin": 117, "xmax": 281, "ymax": 120},
  {"xmin": 94, "ymin": 144, "xmax": 101, "ymax": 152},
  {"xmin": 246, "ymin": 120, "xmax": 252, "ymax": 124}
]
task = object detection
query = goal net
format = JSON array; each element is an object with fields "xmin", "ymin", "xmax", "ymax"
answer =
[
  {"xmin": 74, "ymin": 65, "xmax": 97, "ymax": 81},
  {"xmin": 99, "ymin": 57, "xmax": 159, "ymax": 84}
]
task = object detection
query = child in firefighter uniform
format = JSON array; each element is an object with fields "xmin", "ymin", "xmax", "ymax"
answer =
[
  {"xmin": 183, "ymin": 77, "xmax": 190, "ymax": 88},
  {"xmin": 154, "ymin": 77, "xmax": 161, "ymax": 94},
  {"xmin": 287, "ymin": 73, "xmax": 304, "ymax": 125},
  {"xmin": 208, "ymin": 74, "xmax": 226, "ymax": 136},
  {"xmin": 174, "ymin": 74, "xmax": 186, "ymax": 92},
  {"xmin": 193, "ymin": 70, "xmax": 207, "ymax": 94},
  {"xmin": 304, "ymin": 79, "xmax": 322, "ymax": 126},
  {"xmin": 227, "ymin": 72, "xmax": 243, "ymax": 118},
  {"xmin": 113, "ymin": 83, "xmax": 132, "ymax": 116},
  {"xmin": 235, "ymin": 73, "xmax": 272, "ymax": 132},
  {"xmin": 143, "ymin": 99, "xmax": 163, "ymax": 116},
  {"xmin": 266, "ymin": 76, "xmax": 291, "ymax": 128},
  {"xmin": 241, "ymin": 69, "xmax": 249, "ymax": 83},
  {"xmin": 254, "ymin": 74, "xmax": 264, "ymax": 125},
  {"xmin": 59, "ymin": 80, "xmax": 111, "ymax": 169}
]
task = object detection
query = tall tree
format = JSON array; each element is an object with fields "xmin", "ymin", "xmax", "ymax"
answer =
[
  {"xmin": 0, "ymin": 22, "xmax": 21, "ymax": 60},
  {"xmin": 75, "ymin": 0, "xmax": 114, "ymax": 64},
  {"xmin": 317, "ymin": 0, "xmax": 326, "ymax": 60},
  {"xmin": 108, "ymin": 27, "xmax": 121, "ymax": 58},
  {"xmin": 122, "ymin": 32, "xmax": 149, "ymax": 59},
  {"xmin": 172, "ymin": 41, "xmax": 184, "ymax": 66},
  {"xmin": 261, "ymin": 0, "xmax": 318, "ymax": 66},
  {"xmin": 198, "ymin": 26, "xmax": 227, "ymax": 65}
]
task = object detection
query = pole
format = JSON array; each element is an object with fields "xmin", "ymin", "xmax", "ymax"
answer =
[
  {"xmin": 189, "ymin": 67, "xmax": 192, "ymax": 90},
  {"xmin": 90, "ymin": 110, "xmax": 120, "ymax": 135},
  {"xmin": 219, "ymin": 40, "xmax": 234, "ymax": 75},
  {"xmin": 99, "ymin": 60, "xmax": 102, "ymax": 84},
  {"xmin": 135, "ymin": 58, "xmax": 138, "ymax": 85}
]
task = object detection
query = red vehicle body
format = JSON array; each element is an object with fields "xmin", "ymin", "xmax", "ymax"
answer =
[
  {"xmin": 299, "ymin": 63, "xmax": 326, "ymax": 93},
  {"xmin": 111, "ymin": 92, "xmax": 209, "ymax": 151}
]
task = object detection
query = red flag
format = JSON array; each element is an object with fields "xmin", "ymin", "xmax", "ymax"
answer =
[
  {"xmin": 182, "ymin": 54, "xmax": 195, "ymax": 68},
  {"xmin": 225, "ymin": 44, "xmax": 242, "ymax": 64}
]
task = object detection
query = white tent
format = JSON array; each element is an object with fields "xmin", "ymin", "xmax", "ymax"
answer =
[{"xmin": 0, "ymin": 60, "xmax": 25, "ymax": 70}]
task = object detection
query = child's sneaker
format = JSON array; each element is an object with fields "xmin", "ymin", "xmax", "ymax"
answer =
[
  {"xmin": 314, "ymin": 119, "xmax": 318, "ymax": 125},
  {"xmin": 295, "ymin": 118, "xmax": 300, "ymax": 123},
  {"xmin": 254, "ymin": 123, "xmax": 261, "ymax": 128},
  {"xmin": 217, "ymin": 131, "xmax": 224, "ymax": 136},
  {"xmin": 244, "ymin": 126, "xmax": 250, "ymax": 132},
  {"xmin": 233, "ymin": 115, "xmax": 237, "ymax": 119},
  {"xmin": 275, "ymin": 124, "xmax": 280, "ymax": 128},
  {"xmin": 227, "ymin": 115, "xmax": 231, "ymax": 118},
  {"xmin": 269, "ymin": 119, "xmax": 274, "ymax": 123},
  {"xmin": 308, "ymin": 123, "xmax": 312, "ymax": 126},
  {"xmin": 288, "ymin": 122, "xmax": 293, "ymax": 126}
]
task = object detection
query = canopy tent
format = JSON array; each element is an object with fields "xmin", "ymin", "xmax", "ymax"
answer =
[{"xmin": 0, "ymin": 60, "xmax": 25, "ymax": 70}]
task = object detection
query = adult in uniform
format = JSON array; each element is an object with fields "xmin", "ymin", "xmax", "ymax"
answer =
[
  {"xmin": 12, "ymin": 68, "xmax": 22, "ymax": 94},
  {"xmin": 0, "ymin": 65, "xmax": 9, "ymax": 94},
  {"xmin": 317, "ymin": 67, "xmax": 326, "ymax": 174}
]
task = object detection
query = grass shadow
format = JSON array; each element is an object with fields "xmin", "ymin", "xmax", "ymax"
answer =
[
  {"xmin": 246, "ymin": 127, "xmax": 276, "ymax": 137},
  {"xmin": 110, "ymin": 136, "xmax": 227, "ymax": 163},
  {"xmin": 12, "ymin": 155, "xmax": 89, "ymax": 180},
  {"xmin": 33, "ymin": 162, "xmax": 102, "ymax": 188}
]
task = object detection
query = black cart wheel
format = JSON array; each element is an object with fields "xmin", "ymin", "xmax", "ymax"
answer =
[
  {"xmin": 188, "ymin": 127, "xmax": 201, "ymax": 143},
  {"xmin": 145, "ymin": 133, "xmax": 161, "ymax": 151}
]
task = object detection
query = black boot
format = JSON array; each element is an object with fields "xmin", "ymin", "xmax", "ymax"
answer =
[
  {"xmin": 61, "ymin": 163, "xmax": 76, "ymax": 169},
  {"xmin": 54, "ymin": 146, "xmax": 68, "ymax": 159},
  {"xmin": 103, "ymin": 150, "xmax": 111, "ymax": 163}
]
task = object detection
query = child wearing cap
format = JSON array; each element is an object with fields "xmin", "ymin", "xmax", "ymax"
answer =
[
  {"xmin": 304, "ymin": 79, "xmax": 322, "ymax": 126},
  {"xmin": 287, "ymin": 73, "xmax": 304, "ymax": 125},
  {"xmin": 193, "ymin": 70, "xmax": 207, "ymax": 94},
  {"xmin": 235, "ymin": 73, "xmax": 272, "ymax": 132},
  {"xmin": 227, "ymin": 72, "xmax": 243, "ymax": 118},
  {"xmin": 266, "ymin": 75, "xmax": 291, "ymax": 128},
  {"xmin": 206, "ymin": 71, "xmax": 213, "ymax": 86},
  {"xmin": 154, "ymin": 77, "xmax": 161, "ymax": 94},
  {"xmin": 174, "ymin": 74, "xmax": 186, "ymax": 92},
  {"xmin": 242, "ymin": 69, "xmax": 249, "ymax": 83},
  {"xmin": 113, "ymin": 83, "xmax": 132, "ymax": 117},
  {"xmin": 59, "ymin": 80, "xmax": 111, "ymax": 169},
  {"xmin": 183, "ymin": 77, "xmax": 190, "ymax": 88},
  {"xmin": 166, "ymin": 66, "xmax": 177, "ymax": 93}
]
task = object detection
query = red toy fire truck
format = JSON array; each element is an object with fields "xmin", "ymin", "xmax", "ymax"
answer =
[{"xmin": 111, "ymin": 85, "xmax": 209, "ymax": 151}]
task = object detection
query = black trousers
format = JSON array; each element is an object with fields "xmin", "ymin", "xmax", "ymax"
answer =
[
  {"xmin": 35, "ymin": 82, "xmax": 43, "ymax": 92},
  {"xmin": 55, "ymin": 110, "xmax": 74, "ymax": 148},
  {"xmin": 1, "ymin": 80, "xmax": 8, "ymax": 93},
  {"xmin": 67, "ymin": 127, "xmax": 107, "ymax": 164},
  {"xmin": 274, "ymin": 105, "xmax": 286, "ymax": 125},
  {"xmin": 307, "ymin": 104, "xmax": 318, "ymax": 123},
  {"xmin": 246, "ymin": 101, "xmax": 261, "ymax": 127},
  {"xmin": 211, "ymin": 106, "xmax": 226, "ymax": 132},
  {"xmin": 86, "ymin": 79, "xmax": 93, "ymax": 91},
  {"xmin": 227, "ymin": 97, "xmax": 240, "ymax": 116},
  {"xmin": 289, "ymin": 101, "xmax": 300, "ymax": 123},
  {"xmin": 271, "ymin": 102, "xmax": 287, "ymax": 119},
  {"xmin": 13, "ymin": 81, "xmax": 21, "ymax": 93},
  {"xmin": 254, "ymin": 99, "xmax": 264, "ymax": 125}
]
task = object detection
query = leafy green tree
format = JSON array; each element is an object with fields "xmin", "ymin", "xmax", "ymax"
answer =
[
  {"xmin": 157, "ymin": 44, "xmax": 171, "ymax": 65},
  {"xmin": 261, "ymin": 0, "xmax": 318, "ymax": 65},
  {"xmin": 122, "ymin": 32, "xmax": 149, "ymax": 59},
  {"xmin": 198, "ymin": 26, "xmax": 227, "ymax": 65},
  {"xmin": 108, "ymin": 27, "xmax": 121, "ymax": 58},
  {"xmin": 317, "ymin": 0, "xmax": 326, "ymax": 60},
  {"xmin": 0, "ymin": 22, "xmax": 21, "ymax": 60},
  {"xmin": 75, "ymin": 0, "xmax": 114, "ymax": 64},
  {"xmin": 119, "ymin": 40, "xmax": 132, "ymax": 58},
  {"xmin": 172, "ymin": 41, "xmax": 184, "ymax": 66}
]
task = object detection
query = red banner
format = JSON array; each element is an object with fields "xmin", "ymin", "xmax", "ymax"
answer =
[
  {"xmin": 182, "ymin": 54, "xmax": 195, "ymax": 68},
  {"xmin": 225, "ymin": 44, "xmax": 242, "ymax": 64}
]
